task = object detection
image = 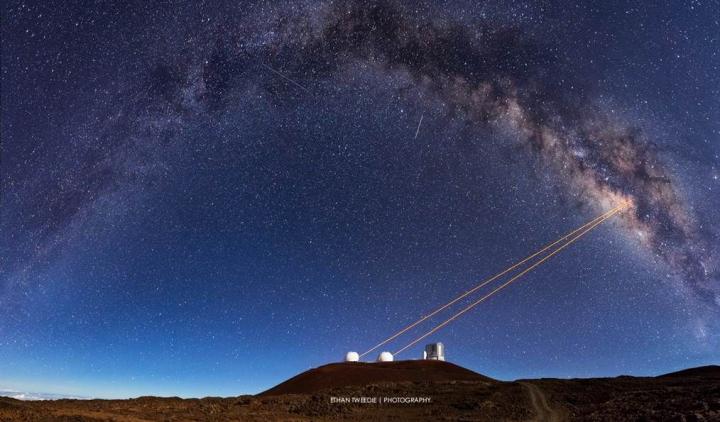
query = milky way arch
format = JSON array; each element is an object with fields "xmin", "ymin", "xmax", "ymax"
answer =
[
  {"xmin": 4, "ymin": 0, "xmax": 716, "ymax": 307},
  {"xmin": 172, "ymin": 0, "xmax": 715, "ymax": 303}
]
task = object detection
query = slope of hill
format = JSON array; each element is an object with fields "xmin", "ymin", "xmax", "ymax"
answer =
[
  {"xmin": 1, "ymin": 363, "xmax": 718, "ymax": 421},
  {"xmin": 259, "ymin": 359, "xmax": 496, "ymax": 396},
  {"xmin": 657, "ymin": 364, "xmax": 720, "ymax": 378}
]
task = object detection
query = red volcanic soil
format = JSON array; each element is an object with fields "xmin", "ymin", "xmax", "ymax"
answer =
[
  {"xmin": 1, "ymin": 363, "xmax": 718, "ymax": 421},
  {"xmin": 259, "ymin": 359, "xmax": 496, "ymax": 396}
]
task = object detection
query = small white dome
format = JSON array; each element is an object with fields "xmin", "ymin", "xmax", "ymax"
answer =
[
  {"xmin": 377, "ymin": 351, "xmax": 394, "ymax": 362},
  {"xmin": 345, "ymin": 351, "xmax": 360, "ymax": 362}
]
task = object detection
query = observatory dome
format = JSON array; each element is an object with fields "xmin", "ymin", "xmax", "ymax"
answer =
[
  {"xmin": 345, "ymin": 351, "xmax": 360, "ymax": 362},
  {"xmin": 377, "ymin": 351, "xmax": 394, "ymax": 362}
]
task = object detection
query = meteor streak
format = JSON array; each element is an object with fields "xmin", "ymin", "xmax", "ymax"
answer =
[
  {"xmin": 359, "ymin": 203, "xmax": 626, "ymax": 358},
  {"xmin": 414, "ymin": 113, "xmax": 423, "ymax": 139},
  {"xmin": 260, "ymin": 62, "xmax": 311, "ymax": 94},
  {"xmin": 393, "ymin": 203, "xmax": 629, "ymax": 356}
]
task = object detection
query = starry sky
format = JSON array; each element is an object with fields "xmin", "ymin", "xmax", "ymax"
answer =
[{"xmin": 1, "ymin": 0, "xmax": 719, "ymax": 399}]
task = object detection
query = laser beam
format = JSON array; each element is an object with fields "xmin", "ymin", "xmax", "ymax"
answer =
[
  {"xmin": 359, "ymin": 204, "xmax": 624, "ymax": 358},
  {"xmin": 393, "ymin": 203, "xmax": 628, "ymax": 356}
]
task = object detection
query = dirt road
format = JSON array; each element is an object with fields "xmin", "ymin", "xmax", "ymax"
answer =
[{"xmin": 521, "ymin": 382, "xmax": 563, "ymax": 422}]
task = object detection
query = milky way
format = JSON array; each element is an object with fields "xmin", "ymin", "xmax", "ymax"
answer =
[
  {"xmin": 264, "ymin": 1, "xmax": 717, "ymax": 302},
  {"xmin": 35, "ymin": 0, "xmax": 713, "ymax": 301}
]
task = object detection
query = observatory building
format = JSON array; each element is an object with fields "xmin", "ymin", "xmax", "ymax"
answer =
[
  {"xmin": 377, "ymin": 351, "xmax": 394, "ymax": 362},
  {"xmin": 422, "ymin": 342, "xmax": 445, "ymax": 361},
  {"xmin": 343, "ymin": 343, "xmax": 445, "ymax": 363}
]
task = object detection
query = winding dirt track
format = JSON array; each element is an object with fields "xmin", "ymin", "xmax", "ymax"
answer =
[{"xmin": 521, "ymin": 382, "xmax": 563, "ymax": 422}]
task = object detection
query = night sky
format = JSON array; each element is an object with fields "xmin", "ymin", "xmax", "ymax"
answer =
[{"xmin": 1, "ymin": 0, "xmax": 719, "ymax": 399}]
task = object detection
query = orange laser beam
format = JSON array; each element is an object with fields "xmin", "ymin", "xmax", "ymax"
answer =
[
  {"xmin": 393, "ymin": 204, "xmax": 627, "ymax": 356},
  {"xmin": 359, "ymin": 204, "xmax": 623, "ymax": 358}
]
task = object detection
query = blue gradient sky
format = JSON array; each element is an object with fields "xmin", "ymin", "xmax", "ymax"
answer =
[{"xmin": 1, "ymin": 0, "xmax": 718, "ymax": 398}]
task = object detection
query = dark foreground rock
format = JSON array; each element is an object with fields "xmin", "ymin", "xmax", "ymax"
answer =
[{"xmin": 1, "ymin": 363, "xmax": 718, "ymax": 421}]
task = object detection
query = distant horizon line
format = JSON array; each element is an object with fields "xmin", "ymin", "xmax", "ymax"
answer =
[{"xmin": 3, "ymin": 362, "xmax": 717, "ymax": 401}]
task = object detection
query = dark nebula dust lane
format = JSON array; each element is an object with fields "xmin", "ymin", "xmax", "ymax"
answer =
[
  {"xmin": 1, "ymin": 0, "xmax": 719, "ymax": 398},
  {"xmin": 239, "ymin": 0, "xmax": 715, "ymax": 299}
]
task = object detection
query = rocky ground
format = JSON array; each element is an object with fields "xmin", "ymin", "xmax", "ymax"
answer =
[{"xmin": 1, "ymin": 362, "xmax": 718, "ymax": 421}]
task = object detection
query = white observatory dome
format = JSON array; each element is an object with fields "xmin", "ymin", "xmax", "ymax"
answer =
[
  {"xmin": 345, "ymin": 351, "xmax": 360, "ymax": 362},
  {"xmin": 377, "ymin": 351, "xmax": 394, "ymax": 362}
]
